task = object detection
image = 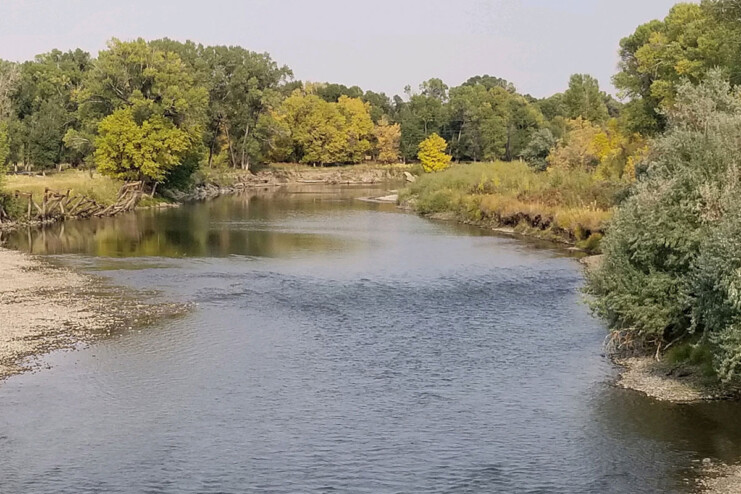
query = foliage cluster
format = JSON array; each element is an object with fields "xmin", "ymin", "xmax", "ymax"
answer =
[{"xmin": 586, "ymin": 73, "xmax": 741, "ymax": 381}]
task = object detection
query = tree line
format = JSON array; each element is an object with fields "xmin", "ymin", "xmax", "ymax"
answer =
[
  {"xmin": 0, "ymin": 1, "xmax": 737, "ymax": 192},
  {"xmin": 0, "ymin": 36, "xmax": 643, "ymax": 189}
]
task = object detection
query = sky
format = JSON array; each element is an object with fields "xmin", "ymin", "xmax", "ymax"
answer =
[{"xmin": 0, "ymin": 0, "xmax": 689, "ymax": 99}]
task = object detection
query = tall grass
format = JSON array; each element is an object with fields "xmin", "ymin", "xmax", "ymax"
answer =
[
  {"xmin": 401, "ymin": 161, "xmax": 624, "ymax": 248},
  {"xmin": 3, "ymin": 170, "xmax": 124, "ymax": 205}
]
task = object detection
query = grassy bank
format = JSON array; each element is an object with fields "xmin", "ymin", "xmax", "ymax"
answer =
[
  {"xmin": 400, "ymin": 161, "xmax": 625, "ymax": 251},
  {"xmin": 4, "ymin": 170, "xmax": 124, "ymax": 205}
]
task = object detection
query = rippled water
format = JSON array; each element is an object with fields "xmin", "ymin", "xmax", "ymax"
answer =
[{"xmin": 2, "ymin": 185, "xmax": 741, "ymax": 493}]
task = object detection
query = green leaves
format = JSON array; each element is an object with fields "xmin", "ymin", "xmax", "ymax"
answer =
[
  {"xmin": 614, "ymin": 1, "xmax": 741, "ymax": 134},
  {"xmin": 586, "ymin": 72, "xmax": 741, "ymax": 381},
  {"xmin": 95, "ymin": 108, "xmax": 190, "ymax": 182}
]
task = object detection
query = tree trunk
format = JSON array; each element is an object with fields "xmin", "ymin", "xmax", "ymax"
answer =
[
  {"xmin": 224, "ymin": 124, "xmax": 238, "ymax": 168},
  {"xmin": 207, "ymin": 137, "xmax": 216, "ymax": 168},
  {"xmin": 240, "ymin": 124, "xmax": 250, "ymax": 172}
]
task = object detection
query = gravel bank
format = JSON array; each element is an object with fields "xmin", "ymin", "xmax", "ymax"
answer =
[{"xmin": 0, "ymin": 247, "xmax": 189, "ymax": 381}]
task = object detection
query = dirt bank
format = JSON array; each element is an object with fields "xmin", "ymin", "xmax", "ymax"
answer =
[
  {"xmin": 0, "ymin": 247, "xmax": 189, "ymax": 381},
  {"xmin": 613, "ymin": 357, "xmax": 733, "ymax": 403}
]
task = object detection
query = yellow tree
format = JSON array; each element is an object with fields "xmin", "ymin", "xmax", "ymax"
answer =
[
  {"xmin": 373, "ymin": 117, "xmax": 401, "ymax": 164},
  {"xmin": 418, "ymin": 133, "xmax": 451, "ymax": 172},
  {"xmin": 546, "ymin": 118, "xmax": 601, "ymax": 171},
  {"xmin": 337, "ymin": 96, "xmax": 374, "ymax": 163}
]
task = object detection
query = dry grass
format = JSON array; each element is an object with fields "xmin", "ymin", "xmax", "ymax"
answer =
[
  {"xmin": 3, "ymin": 170, "xmax": 123, "ymax": 205},
  {"xmin": 401, "ymin": 161, "xmax": 625, "ymax": 248}
]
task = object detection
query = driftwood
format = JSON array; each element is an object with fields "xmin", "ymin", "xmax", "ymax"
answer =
[{"xmin": 10, "ymin": 181, "xmax": 145, "ymax": 223}]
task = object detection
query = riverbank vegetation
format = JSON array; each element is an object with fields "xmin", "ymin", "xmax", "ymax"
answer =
[
  {"xmin": 587, "ymin": 72, "xmax": 741, "ymax": 383},
  {"xmin": 400, "ymin": 161, "xmax": 617, "ymax": 249}
]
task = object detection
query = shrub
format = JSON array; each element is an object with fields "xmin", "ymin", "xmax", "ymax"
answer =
[{"xmin": 586, "ymin": 71, "xmax": 741, "ymax": 381}]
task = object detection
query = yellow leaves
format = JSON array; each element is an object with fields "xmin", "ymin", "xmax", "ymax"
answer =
[
  {"xmin": 546, "ymin": 118, "xmax": 645, "ymax": 182},
  {"xmin": 547, "ymin": 118, "xmax": 601, "ymax": 171},
  {"xmin": 418, "ymin": 133, "xmax": 451, "ymax": 173},
  {"xmin": 373, "ymin": 118, "xmax": 401, "ymax": 164},
  {"xmin": 274, "ymin": 92, "xmax": 376, "ymax": 164}
]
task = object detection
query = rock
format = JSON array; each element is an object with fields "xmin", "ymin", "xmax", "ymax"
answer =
[{"xmin": 404, "ymin": 171, "xmax": 417, "ymax": 183}]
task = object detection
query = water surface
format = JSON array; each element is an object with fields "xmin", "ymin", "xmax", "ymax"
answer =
[{"xmin": 2, "ymin": 185, "xmax": 741, "ymax": 493}]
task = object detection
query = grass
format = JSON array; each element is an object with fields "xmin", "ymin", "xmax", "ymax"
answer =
[
  {"xmin": 3, "ymin": 170, "xmax": 124, "ymax": 205},
  {"xmin": 0, "ymin": 169, "xmax": 171, "ymax": 221},
  {"xmin": 400, "ymin": 161, "xmax": 626, "ymax": 250}
]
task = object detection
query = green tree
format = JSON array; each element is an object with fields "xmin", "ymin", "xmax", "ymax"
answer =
[
  {"xmin": 586, "ymin": 71, "xmax": 741, "ymax": 380},
  {"xmin": 521, "ymin": 128, "xmax": 556, "ymax": 171},
  {"xmin": 462, "ymin": 74, "xmax": 516, "ymax": 93},
  {"xmin": 199, "ymin": 45, "xmax": 292, "ymax": 170},
  {"xmin": 95, "ymin": 108, "xmax": 191, "ymax": 182},
  {"xmin": 613, "ymin": 2, "xmax": 738, "ymax": 134},
  {"xmin": 418, "ymin": 133, "xmax": 451, "ymax": 172},
  {"xmin": 563, "ymin": 74, "xmax": 609, "ymax": 123},
  {"xmin": 9, "ymin": 49, "xmax": 91, "ymax": 169},
  {"xmin": 397, "ymin": 79, "xmax": 449, "ymax": 161},
  {"xmin": 81, "ymin": 39, "xmax": 207, "ymax": 185}
]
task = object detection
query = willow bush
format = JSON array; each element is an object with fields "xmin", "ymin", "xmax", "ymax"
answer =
[{"xmin": 586, "ymin": 71, "xmax": 741, "ymax": 381}]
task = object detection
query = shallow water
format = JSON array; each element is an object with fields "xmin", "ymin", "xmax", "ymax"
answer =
[{"xmin": 2, "ymin": 185, "xmax": 741, "ymax": 493}]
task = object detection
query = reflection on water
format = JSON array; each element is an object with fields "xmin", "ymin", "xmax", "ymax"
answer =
[
  {"xmin": 0, "ymin": 184, "xmax": 740, "ymax": 494},
  {"xmin": 5, "ymin": 185, "xmax": 395, "ymax": 258}
]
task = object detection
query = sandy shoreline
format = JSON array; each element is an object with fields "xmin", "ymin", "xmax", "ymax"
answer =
[{"xmin": 0, "ymin": 247, "xmax": 188, "ymax": 381}]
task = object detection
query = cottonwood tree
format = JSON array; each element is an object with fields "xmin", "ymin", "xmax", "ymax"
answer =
[
  {"xmin": 373, "ymin": 117, "xmax": 401, "ymax": 163},
  {"xmin": 81, "ymin": 38, "xmax": 207, "ymax": 185},
  {"xmin": 613, "ymin": 2, "xmax": 740, "ymax": 133},
  {"xmin": 563, "ymin": 74, "xmax": 609, "ymax": 123}
]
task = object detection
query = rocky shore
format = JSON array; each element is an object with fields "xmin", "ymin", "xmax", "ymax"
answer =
[{"xmin": 0, "ymin": 247, "xmax": 189, "ymax": 381}]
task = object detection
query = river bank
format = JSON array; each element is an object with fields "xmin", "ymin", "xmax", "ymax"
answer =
[
  {"xmin": 0, "ymin": 247, "xmax": 189, "ymax": 381},
  {"xmin": 0, "ymin": 163, "xmax": 410, "ymax": 234}
]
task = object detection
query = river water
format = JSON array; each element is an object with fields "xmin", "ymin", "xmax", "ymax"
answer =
[{"xmin": 2, "ymin": 185, "xmax": 741, "ymax": 493}]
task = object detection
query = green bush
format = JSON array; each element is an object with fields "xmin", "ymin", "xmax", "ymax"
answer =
[{"xmin": 586, "ymin": 71, "xmax": 741, "ymax": 382}]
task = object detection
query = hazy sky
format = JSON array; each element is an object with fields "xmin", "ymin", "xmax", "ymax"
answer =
[{"xmin": 0, "ymin": 0, "xmax": 687, "ymax": 98}]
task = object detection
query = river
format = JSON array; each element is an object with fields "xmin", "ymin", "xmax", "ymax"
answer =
[{"xmin": 2, "ymin": 185, "xmax": 741, "ymax": 493}]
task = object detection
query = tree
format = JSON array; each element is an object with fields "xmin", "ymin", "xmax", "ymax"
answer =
[
  {"xmin": 0, "ymin": 61, "xmax": 18, "ymax": 172},
  {"xmin": 373, "ymin": 117, "xmax": 401, "ymax": 163},
  {"xmin": 199, "ymin": 45, "xmax": 292, "ymax": 170},
  {"xmin": 613, "ymin": 2, "xmax": 739, "ymax": 134},
  {"xmin": 361, "ymin": 90, "xmax": 393, "ymax": 123},
  {"xmin": 272, "ymin": 91, "xmax": 345, "ymax": 165},
  {"xmin": 82, "ymin": 39, "xmax": 207, "ymax": 185},
  {"xmin": 547, "ymin": 118, "xmax": 602, "ymax": 171},
  {"xmin": 462, "ymin": 74, "xmax": 516, "ymax": 93},
  {"xmin": 396, "ymin": 79, "xmax": 450, "ymax": 161},
  {"xmin": 337, "ymin": 96, "xmax": 374, "ymax": 163},
  {"xmin": 563, "ymin": 74, "xmax": 609, "ymax": 123},
  {"xmin": 586, "ymin": 72, "xmax": 741, "ymax": 380},
  {"xmin": 521, "ymin": 128, "xmax": 556, "ymax": 171},
  {"xmin": 418, "ymin": 133, "xmax": 451, "ymax": 172},
  {"xmin": 315, "ymin": 83, "xmax": 363, "ymax": 102},
  {"xmin": 95, "ymin": 108, "xmax": 190, "ymax": 182}
]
